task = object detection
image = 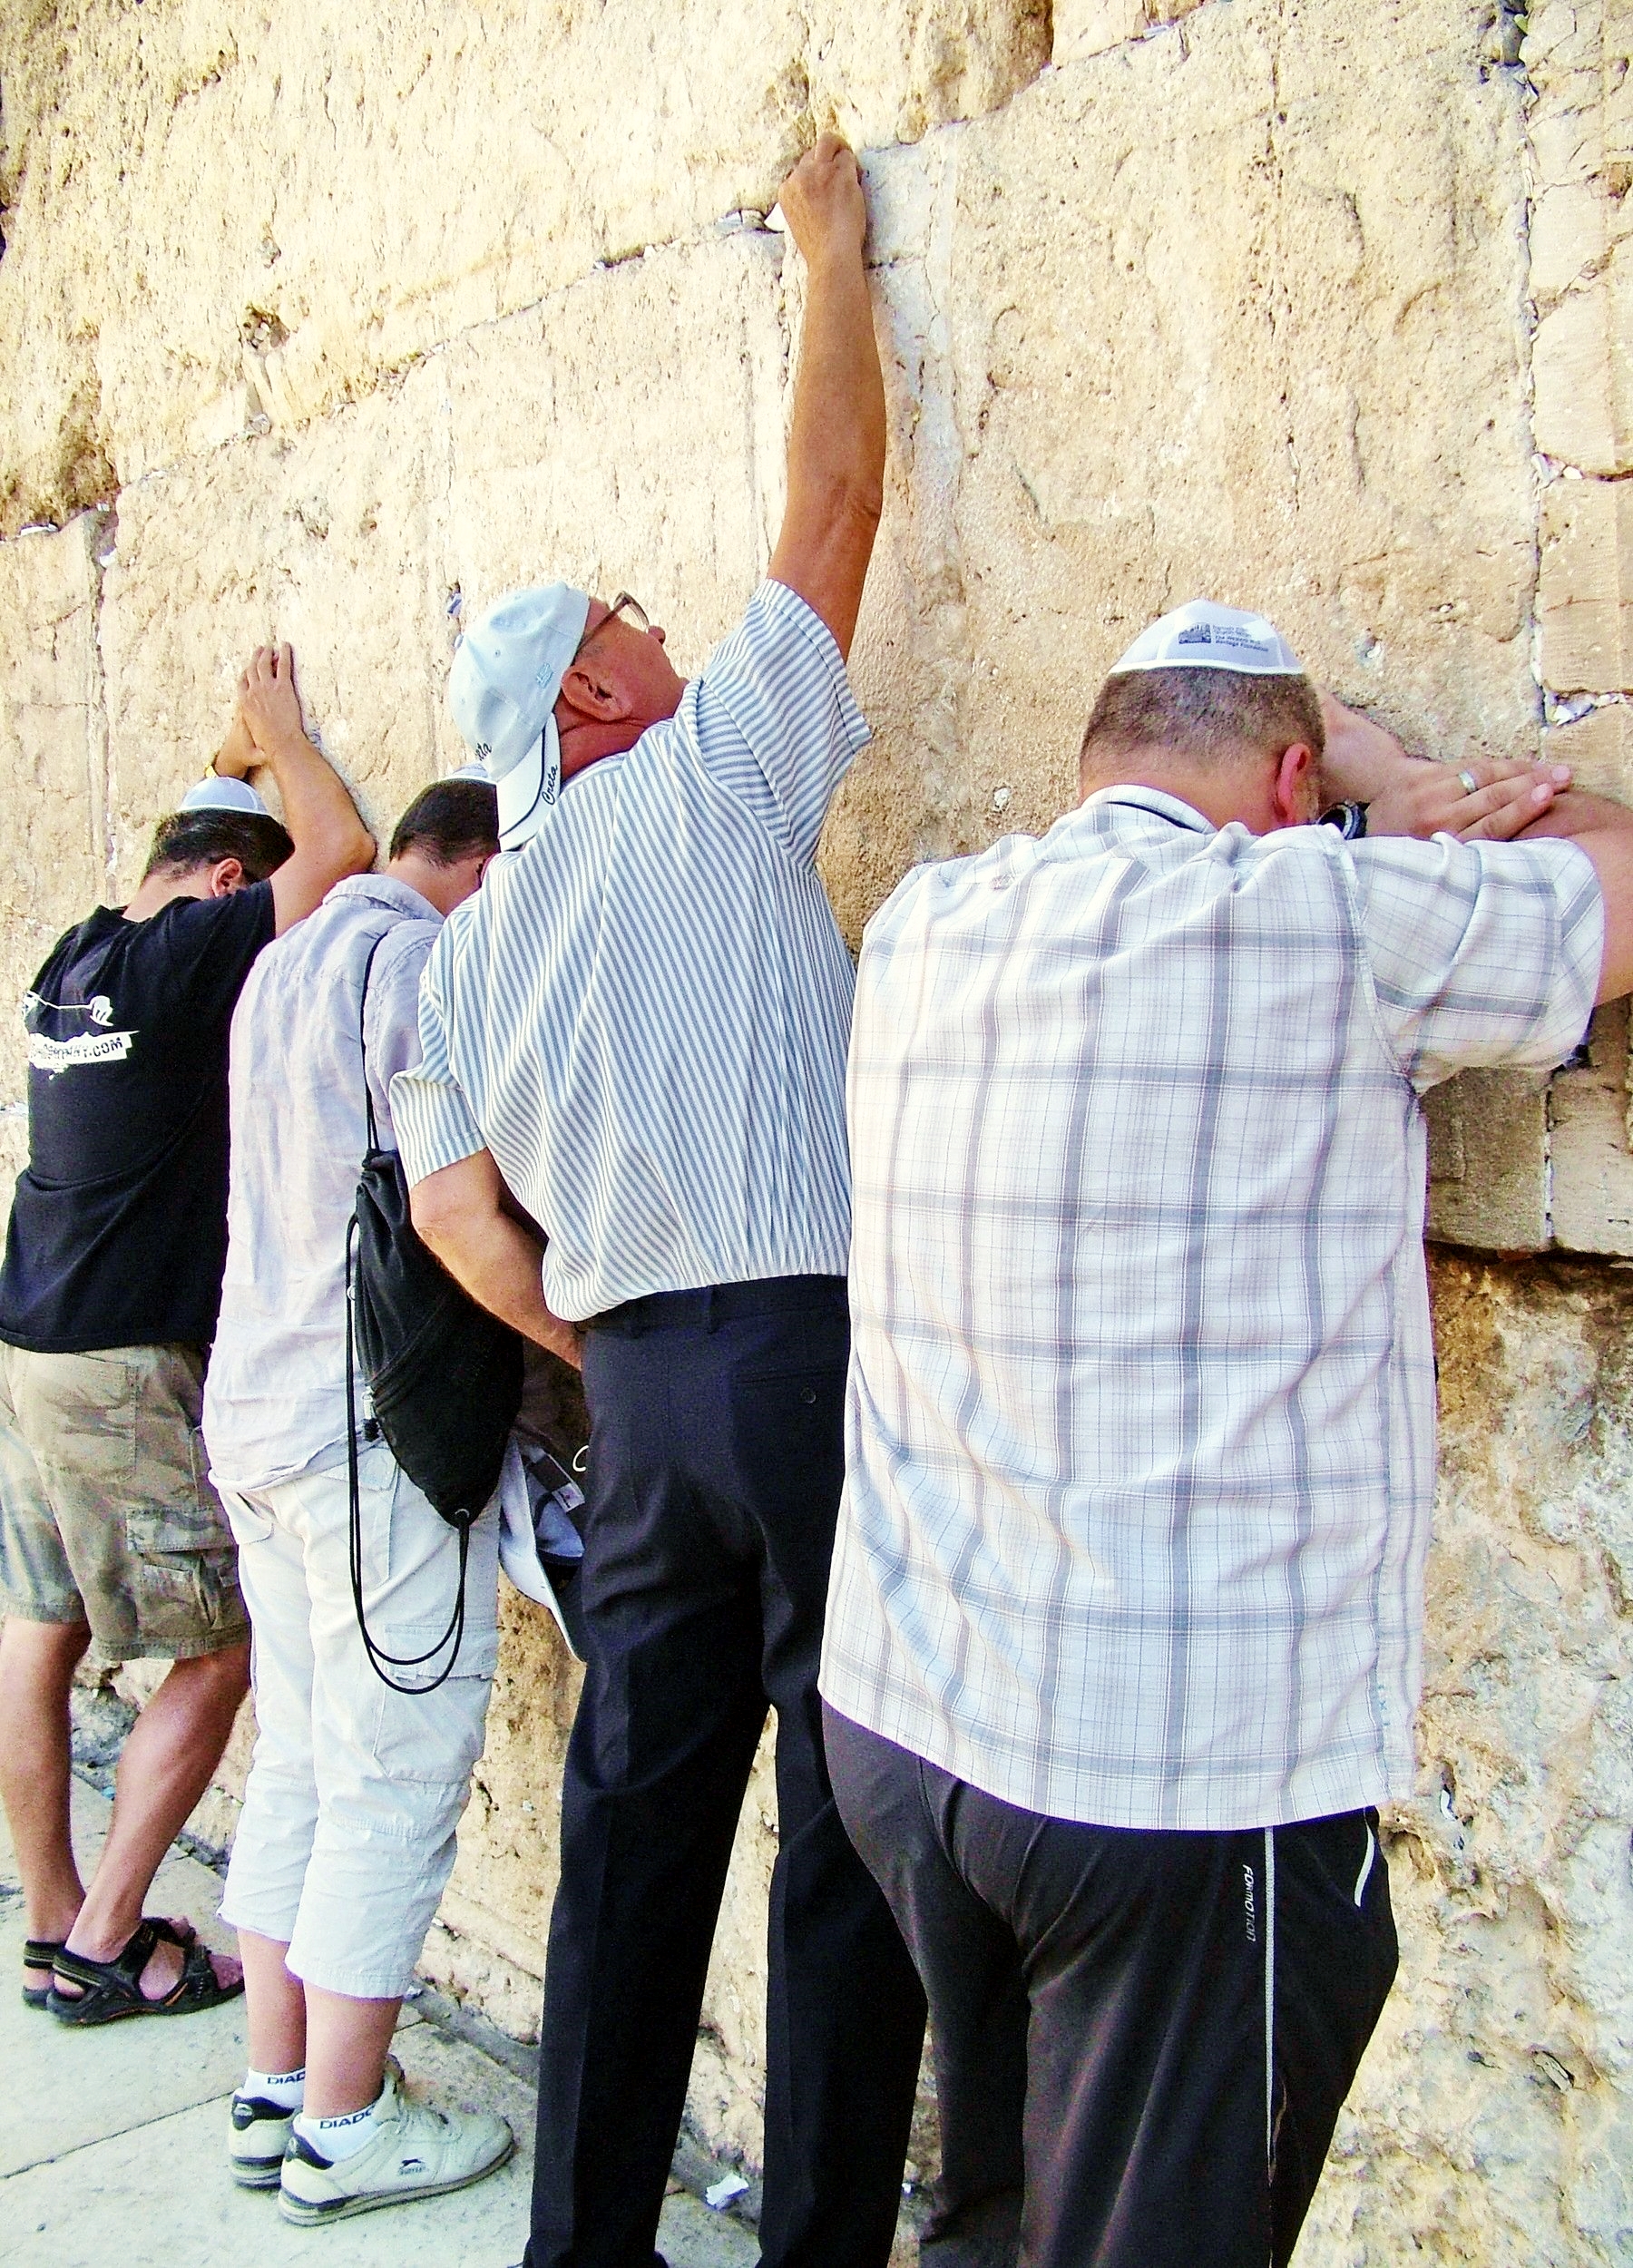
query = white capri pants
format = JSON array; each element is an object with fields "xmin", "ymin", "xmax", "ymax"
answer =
[{"xmin": 219, "ymin": 1435, "xmax": 500, "ymax": 2000}]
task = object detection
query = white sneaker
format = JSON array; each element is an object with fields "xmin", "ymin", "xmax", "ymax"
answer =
[
  {"xmin": 278, "ymin": 2061, "xmax": 513, "ymax": 2225},
  {"xmin": 228, "ymin": 2094, "xmax": 295, "ymax": 2190}
]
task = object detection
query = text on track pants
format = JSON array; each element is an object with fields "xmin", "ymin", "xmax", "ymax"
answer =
[{"xmin": 825, "ymin": 1706, "xmax": 1399, "ymax": 2268}]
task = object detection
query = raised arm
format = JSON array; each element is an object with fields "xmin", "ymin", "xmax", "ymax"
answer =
[
  {"xmin": 767, "ymin": 135, "xmax": 884, "ymax": 660},
  {"xmin": 410, "ymin": 1149, "xmax": 582, "ymax": 1370},
  {"xmin": 228, "ymin": 643, "xmax": 376, "ymax": 932}
]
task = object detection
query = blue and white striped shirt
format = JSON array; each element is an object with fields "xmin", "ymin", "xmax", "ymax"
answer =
[{"xmin": 392, "ymin": 580, "xmax": 867, "ymax": 1321}]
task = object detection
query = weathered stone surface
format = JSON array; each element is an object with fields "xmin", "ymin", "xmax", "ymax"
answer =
[
  {"xmin": 1527, "ymin": 0, "xmax": 1633, "ymax": 476},
  {"xmin": 1540, "ymin": 477, "xmax": 1633, "ymax": 694},
  {"xmin": 1549, "ymin": 1002, "xmax": 1633, "ymax": 1256},
  {"xmin": 1424, "ymin": 1069, "xmax": 1551, "ymax": 1252},
  {"xmin": 1302, "ymin": 1252, "xmax": 1633, "ymax": 2265},
  {"xmin": 1542, "ymin": 699, "xmax": 1633, "ymax": 801},
  {"xmin": 0, "ymin": 0, "xmax": 1048, "ymax": 529},
  {"xmin": 0, "ymin": 515, "xmax": 108, "ymax": 1108},
  {"xmin": 98, "ymin": 230, "xmax": 786, "ymax": 892},
  {"xmin": 1051, "ymin": 0, "xmax": 1210, "ymax": 66},
  {"xmin": 846, "ymin": 0, "xmax": 1540, "ymax": 879}
]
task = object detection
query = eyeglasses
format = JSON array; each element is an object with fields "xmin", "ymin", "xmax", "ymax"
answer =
[{"xmin": 575, "ymin": 591, "xmax": 650, "ymax": 656}]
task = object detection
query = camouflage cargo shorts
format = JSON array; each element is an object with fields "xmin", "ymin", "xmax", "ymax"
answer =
[{"xmin": 0, "ymin": 1341, "xmax": 249, "ymax": 1664}]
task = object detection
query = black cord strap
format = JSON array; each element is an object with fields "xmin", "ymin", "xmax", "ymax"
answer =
[{"xmin": 344, "ymin": 931, "xmax": 473, "ymax": 1696}]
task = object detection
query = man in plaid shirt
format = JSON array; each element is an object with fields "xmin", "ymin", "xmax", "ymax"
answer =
[{"xmin": 820, "ymin": 601, "xmax": 1633, "ymax": 2268}]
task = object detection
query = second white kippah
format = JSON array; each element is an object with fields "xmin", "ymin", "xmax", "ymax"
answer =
[{"xmin": 1110, "ymin": 601, "xmax": 1305, "ymax": 678}]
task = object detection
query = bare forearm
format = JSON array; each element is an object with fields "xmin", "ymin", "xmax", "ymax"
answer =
[
  {"xmin": 1517, "ymin": 787, "xmax": 1633, "ymax": 844},
  {"xmin": 416, "ymin": 1202, "xmax": 581, "ymax": 1369},
  {"xmin": 258, "ymin": 726, "xmax": 373, "ymax": 865},
  {"xmin": 785, "ymin": 249, "xmax": 885, "ymax": 536},
  {"xmin": 767, "ymin": 136, "xmax": 882, "ymax": 657}
]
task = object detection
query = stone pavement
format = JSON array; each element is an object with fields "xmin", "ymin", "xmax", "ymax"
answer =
[{"xmin": 0, "ymin": 1776, "xmax": 758, "ymax": 2268}]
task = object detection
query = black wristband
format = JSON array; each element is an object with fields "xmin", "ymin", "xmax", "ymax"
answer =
[{"xmin": 1317, "ymin": 800, "xmax": 1368, "ymax": 840}]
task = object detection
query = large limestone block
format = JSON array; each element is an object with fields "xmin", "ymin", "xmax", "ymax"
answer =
[
  {"xmin": 1542, "ymin": 699, "xmax": 1633, "ymax": 802},
  {"xmin": 435, "ymin": 1588, "xmax": 579, "ymax": 2022},
  {"xmin": 1051, "ymin": 0, "xmax": 1209, "ymax": 67},
  {"xmin": 432, "ymin": 231, "xmax": 790, "ymax": 742},
  {"xmin": 1540, "ymin": 477, "xmax": 1633, "ymax": 693},
  {"xmin": 1549, "ymin": 1001, "xmax": 1633, "ymax": 1256},
  {"xmin": 1302, "ymin": 1254, "xmax": 1633, "ymax": 2265},
  {"xmin": 848, "ymin": 0, "xmax": 1539, "ymax": 871},
  {"xmin": 1424, "ymin": 1068, "xmax": 1550, "ymax": 1252},
  {"xmin": 0, "ymin": 515, "xmax": 110, "ymax": 1104},
  {"xmin": 98, "ymin": 382, "xmax": 448, "ymax": 890},
  {"xmin": 98, "ymin": 230, "xmax": 786, "ymax": 890},
  {"xmin": 0, "ymin": 0, "xmax": 1048, "ymax": 525},
  {"xmin": 1527, "ymin": 0, "xmax": 1633, "ymax": 474}
]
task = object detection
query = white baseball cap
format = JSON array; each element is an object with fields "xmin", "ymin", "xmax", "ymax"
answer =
[
  {"xmin": 447, "ymin": 583, "xmax": 592, "ymax": 848},
  {"xmin": 180, "ymin": 774, "xmax": 273, "ymax": 816},
  {"xmin": 1110, "ymin": 601, "xmax": 1305, "ymax": 677}
]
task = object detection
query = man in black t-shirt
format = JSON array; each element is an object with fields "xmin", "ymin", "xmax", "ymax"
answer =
[{"xmin": 0, "ymin": 642, "xmax": 375, "ymax": 2025}]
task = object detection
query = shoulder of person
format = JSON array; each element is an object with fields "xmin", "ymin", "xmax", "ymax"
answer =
[
  {"xmin": 156, "ymin": 878, "xmax": 277, "ymax": 945},
  {"xmin": 858, "ymin": 844, "xmax": 993, "ymax": 959},
  {"xmin": 699, "ymin": 576, "xmax": 847, "ymax": 688}
]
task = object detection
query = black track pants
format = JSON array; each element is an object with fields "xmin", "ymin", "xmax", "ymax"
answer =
[
  {"xmin": 523, "ymin": 1280, "xmax": 926, "ymax": 2268},
  {"xmin": 825, "ymin": 1706, "xmax": 1398, "ymax": 2268}
]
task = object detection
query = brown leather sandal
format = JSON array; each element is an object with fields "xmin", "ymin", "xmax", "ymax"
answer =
[{"xmin": 46, "ymin": 1917, "xmax": 243, "ymax": 2025}]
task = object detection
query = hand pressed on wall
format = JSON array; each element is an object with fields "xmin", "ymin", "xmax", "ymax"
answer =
[
  {"xmin": 238, "ymin": 641, "xmax": 308, "ymax": 760},
  {"xmin": 1320, "ymin": 692, "xmax": 1569, "ymax": 842}
]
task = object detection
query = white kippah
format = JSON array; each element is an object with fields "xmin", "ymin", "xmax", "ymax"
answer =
[
  {"xmin": 180, "ymin": 775, "xmax": 272, "ymax": 816},
  {"xmin": 1109, "ymin": 601, "xmax": 1305, "ymax": 678}
]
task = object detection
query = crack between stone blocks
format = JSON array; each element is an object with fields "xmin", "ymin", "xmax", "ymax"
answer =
[
  {"xmin": 0, "ymin": 32, "xmax": 1063, "ymax": 539},
  {"xmin": 0, "ymin": 2082, "xmax": 244, "ymax": 2182},
  {"xmin": 85, "ymin": 502, "xmax": 115, "ymax": 896}
]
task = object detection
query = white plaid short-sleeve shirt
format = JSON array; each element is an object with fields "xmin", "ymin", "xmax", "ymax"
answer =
[{"xmin": 820, "ymin": 787, "xmax": 1602, "ymax": 1831}]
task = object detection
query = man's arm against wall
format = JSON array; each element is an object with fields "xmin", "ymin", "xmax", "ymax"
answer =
[
  {"xmin": 767, "ymin": 136, "xmax": 884, "ymax": 661},
  {"xmin": 232, "ymin": 644, "xmax": 376, "ymax": 932},
  {"xmin": 1516, "ymin": 789, "xmax": 1633, "ymax": 1002},
  {"xmin": 1320, "ymin": 695, "xmax": 1571, "ymax": 844},
  {"xmin": 410, "ymin": 1150, "xmax": 582, "ymax": 1370}
]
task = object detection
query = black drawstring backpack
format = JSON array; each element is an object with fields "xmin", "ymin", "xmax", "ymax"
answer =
[{"xmin": 345, "ymin": 927, "xmax": 524, "ymax": 1692}]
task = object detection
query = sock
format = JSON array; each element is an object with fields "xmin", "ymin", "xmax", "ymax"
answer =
[
  {"xmin": 239, "ymin": 2065, "xmax": 306, "ymax": 2111},
  {"xmin": 294, "ymin": 2088, "xmax": 386, "ymax": 2164}
]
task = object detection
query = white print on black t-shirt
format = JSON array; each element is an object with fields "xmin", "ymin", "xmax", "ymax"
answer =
[{"xmin": 23, "ymin": 991, "xmax": 134, "ymax": 1075}]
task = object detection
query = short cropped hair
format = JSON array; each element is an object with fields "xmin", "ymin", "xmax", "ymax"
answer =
[
  {"xmin": 388, "ymin": 778, "xmax": 501, "ymax": 866},
  {"xmin": 142, "ymin": 809, "xmax": 295, "ymax": 885},
  {"xmin": 1079, "ymin": 667, "xmax": 1325, "ymax": 791}
]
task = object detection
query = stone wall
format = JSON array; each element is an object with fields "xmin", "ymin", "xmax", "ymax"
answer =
[{"xmin": 3, "ymin": 2, "xmax": 1631, "ymax": 2257}]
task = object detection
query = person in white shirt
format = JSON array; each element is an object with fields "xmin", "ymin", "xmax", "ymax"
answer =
[
  {"xmin": 820, "ymin": 601, "xmax": 1633, "ymax": 2268},
  {"xmin": 392, "ymin": 137, "xmax": 927, "ymax": 2268},
  {"xmin": 203, "ymin": 779, "xmax": 516, "ymax": 2227}
]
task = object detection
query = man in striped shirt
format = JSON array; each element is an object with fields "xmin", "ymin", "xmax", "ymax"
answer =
[
  {"xmin": 819, "ymin": 601, "xmax": 1633, "ymax": 2268},
  {"xmin": 393, "ymin": 137, "xmax": 924, "ymax": 2268}
]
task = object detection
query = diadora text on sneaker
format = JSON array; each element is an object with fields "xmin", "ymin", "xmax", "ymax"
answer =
[{"xmin": 277, "ymin": 2059, "xmax": 514, "ymax": 2225}]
